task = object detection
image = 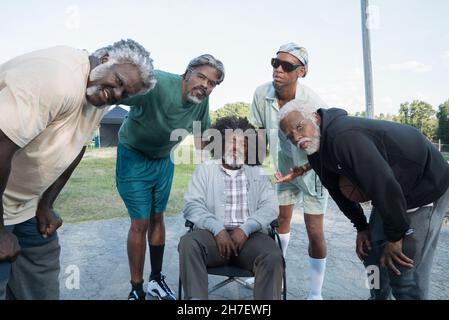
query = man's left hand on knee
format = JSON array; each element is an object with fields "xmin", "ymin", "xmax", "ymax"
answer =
[{"xmin": 381, "ymin": 239, "xmax": 414, "ymax": 275}]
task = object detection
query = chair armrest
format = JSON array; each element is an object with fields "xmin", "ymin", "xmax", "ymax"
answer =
[
  {"xmin": 268, "ymin": 219, "xmax": 279, "ymax": 239},
  {"xmin": 270, "ymin": 219, "xmax": 279, "ymax": 229}
]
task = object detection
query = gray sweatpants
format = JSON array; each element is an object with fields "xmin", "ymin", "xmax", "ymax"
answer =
[
  {"xmin": 363, "ymin": 186, "xmax": 449, "ymax": 300},
  {"xmin": 178, "ymin": 229, "xmax": 284, "ymax": 300},
  {"xmin": 0, "ymin": 217, "xmax": 61, "ymax": 300}
]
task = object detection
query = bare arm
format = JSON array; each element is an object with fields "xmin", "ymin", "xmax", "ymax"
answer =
[
  {"xmin": 0, "ymin": 129, "xmax": 20, "ymax": 261},
  {"xmin": 36, "ymin": 146, "xmax": 86, "ymax": 238},
  {"xmin": 0, "ymin": 130, "xmax": 20, "ymax": 228},
  {"xmin": 38, "ymin": 146, "xmax": 86, "ymax": 209},
  {"xmin": 274, "ymin": 162, "xmax": 312, "ymax": 184}
]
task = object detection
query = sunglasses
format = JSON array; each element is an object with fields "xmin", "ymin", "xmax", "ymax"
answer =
[{"xmin": 271, "ymin": 58, "xmax": 303, "ymax": 72}]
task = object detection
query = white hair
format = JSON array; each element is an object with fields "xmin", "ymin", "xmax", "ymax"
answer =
[
  {"xmin": 278, "ymin": 99, "xmax": 321, "ymax": 155},
  {"xmin": 278, "ymin": 99, "xmax": 318, "ymax": 123},
  {"xmin": 92, "ymin": 39, "xmax": 156, "ymax": 95}
]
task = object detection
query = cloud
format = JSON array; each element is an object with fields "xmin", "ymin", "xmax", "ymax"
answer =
[{"xmin": 387, "ymin": 61, "xmax": 432, "ymax": 73}]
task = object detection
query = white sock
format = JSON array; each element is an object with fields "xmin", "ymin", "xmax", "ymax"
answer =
[
  {"xmin": 308, "ymin": 256, "xmax": 326, "ymax": 300},
  {"xmin": 278, "ymin": 232, "xmax": 290, "ymax": 257}
]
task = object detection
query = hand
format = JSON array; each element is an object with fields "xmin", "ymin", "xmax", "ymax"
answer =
[
  {"xmin": 36, "ymin": 205, "xmax": 63, "ymax": 239},
  {"xmin": 229, "ymin": 228, "xmax": 248, "ymax": 253},
  {"xmin": 274, "ymin": 167, "xmax": 303, "ymax": 184},
  {"xmin": 214, "ymin": 230, "xmax": 237, "ymax": 259},
  {"xmin": 380, "ymin": 239, "xmax": 414, "ymax": 275},
  {"xmin": 356, "ymin": 229, "xmax": 372, "ymax": 261},
  {"xmin": 0, "ymin": 228, "xmax": 21, "ymax": 262}
]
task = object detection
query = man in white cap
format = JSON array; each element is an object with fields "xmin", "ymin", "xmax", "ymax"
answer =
[{"xmin": 248, "ymin": 43, "xmax": 329, "ymax": 299}]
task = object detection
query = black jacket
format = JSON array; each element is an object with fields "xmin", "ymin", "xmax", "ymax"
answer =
[{"xmin": 308, "ymin": 108, "xmax": 449, "ymax": 241}]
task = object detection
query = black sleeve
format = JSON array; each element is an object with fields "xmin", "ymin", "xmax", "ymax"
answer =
[
  {"xmin": 309, "ymin": 153, "xmax": 368, "ymax": 232},
  {"xmin": 327, "ymin": 171, "xmax": 369, "ymax": 232},
  {"xmin": 332, "ymin": 131, "xmax": 410, "ymax": 241}
]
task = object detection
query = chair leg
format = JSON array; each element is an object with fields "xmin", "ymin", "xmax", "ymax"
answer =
[
  {"xmin": 208, "ymin": 277, "xmax": 236, "ymax": 294},
  {"xmin": 234, "ymin": 277, "xmax": 251, "ymax": 288},
  {"xmin": 178, "ymin": 276, "xmax": 182, "ymax": 300}
]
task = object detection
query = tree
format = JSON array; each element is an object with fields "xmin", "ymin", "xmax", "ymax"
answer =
[
  {"xmin": 352, "ymin": 111, "xmax": 396, "ymax": 122},
  {"xmin": 391, "ymin": 114, "xmax": 402, "ymax": 123},
  {"xmin": 377, "ymin": 113, "xmax": 396, "ymax": 122},
  {"xmin": 437, "ymin": 100, "xmax": 449, "ymax": 144},
  {"xmin": 210, "ymin": 102, "xmax": 249, "ymax": 124},
  {"xmin": 397, "ymin": 100, "xmax": 437, "ymax": 140}
]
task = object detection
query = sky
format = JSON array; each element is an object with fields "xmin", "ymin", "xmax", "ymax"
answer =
[{"xmin": 1, "ymin": 0, "xmax": 448, "ymax": 115}]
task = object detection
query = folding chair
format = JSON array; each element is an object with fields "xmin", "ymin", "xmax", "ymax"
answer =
[{"xmin": 178, "ymin": 219, "xmax": 287, "ymax": 300}]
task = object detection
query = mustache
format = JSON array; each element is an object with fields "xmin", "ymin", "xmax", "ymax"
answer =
[
  {"xmin": 86, "ymin": 85, "xmax": 101, "ymax": 97},
  {"xmin": 193, "ymin": 85, "xmax": 207, "ymax": 95},
  {"xmin": 86, "ymin": 86, "xmax": 116, "ymax": 104},
  {"xmin": 224, "ymin": 152, "xmax": 245, "ymax": 168},
  {"xmin": 297, "ymin": 137, "xmax": 312, "ymax": 148}
]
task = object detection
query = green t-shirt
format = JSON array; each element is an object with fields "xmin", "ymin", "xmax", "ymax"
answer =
[{"xmin": 118, "ymin": 70, "xmax": 211, "ymax": 158}]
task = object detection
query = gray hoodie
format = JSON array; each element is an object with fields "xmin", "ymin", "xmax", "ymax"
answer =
[{"xmin": 183, "ymin": 160, "xmax": 279, "ymax": 236}]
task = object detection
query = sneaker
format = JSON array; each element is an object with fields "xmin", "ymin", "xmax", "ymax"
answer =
[
  {"xmin": 146, "ymin": 274, "xmax": 176, "ymax": 300},
  {"xmin": 128, "ymin": 289, "xmax": 146, "ymax": 300}
]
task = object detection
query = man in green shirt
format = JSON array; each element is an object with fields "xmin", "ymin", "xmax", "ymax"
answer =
[{"xmin": 118, "ymin": 54, "xmax": 225, "ymax": 300}]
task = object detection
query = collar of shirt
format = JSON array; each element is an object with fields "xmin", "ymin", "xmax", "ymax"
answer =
[
  {"xmin": 264, "ymin": 82, "xmax": 306, "ymax": 111},
  {"xmin": 220, "ymin": 165, "xmax": 244, "ymax": 177}
]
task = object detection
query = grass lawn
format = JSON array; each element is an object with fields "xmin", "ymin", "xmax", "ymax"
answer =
[
  {"xmin": 54, "ymin": 138, "xmax": 275, "ymax": 224},
  {"xmin": 53, "ymin": 146, "xmax": 449, "ymax": 224},
  {"xmin": 54, "ymin": 147, "xmax": 195, "ymax": 223}
]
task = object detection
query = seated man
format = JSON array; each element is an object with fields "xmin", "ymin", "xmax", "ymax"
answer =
[{"xmin": 178, "ymin": 116, "xmax": 283, "ymax": 300}]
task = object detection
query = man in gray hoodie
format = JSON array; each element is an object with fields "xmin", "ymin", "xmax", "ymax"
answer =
[{"xmin": 178, "ymin": 116, "xmax": 283, "ymax": 300}]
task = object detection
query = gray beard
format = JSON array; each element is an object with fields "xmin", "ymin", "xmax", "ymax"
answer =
[
  {"xmin": 298, "ymin": 121, "xmax": 321, "ymax": 155},
  {"xmin": 186, "ymin": 92, "xmax": 203, "ymax": 104},
  {"xmin": 86, "ymin": 85, "xmax": 101, "ymax": 97},
  {"xmin": 86, "ymin": 60, "xmax": 117, "ymax": 106},
  {"xmin": 223, "ymin": 151, "xmax": 245, "ymax": 168},
  {"xmin": 302, "ymin": 138, "xmax": 320, "ymax": 155}
]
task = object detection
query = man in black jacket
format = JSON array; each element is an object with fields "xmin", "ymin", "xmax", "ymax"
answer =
[{"xmin": 278, "ymin": 99, "xmax": 449, "ymax": 300}]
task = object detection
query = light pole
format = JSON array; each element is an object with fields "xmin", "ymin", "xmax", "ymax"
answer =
[{"xmin": 361, "ymin": 0, "xmax": 375, "ymax": 119}]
